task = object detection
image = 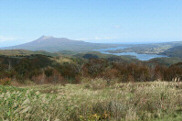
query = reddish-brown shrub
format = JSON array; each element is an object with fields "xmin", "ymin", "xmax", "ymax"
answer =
[
  {"xmin": 0, "ymin": 78, "xmax": 11, "ymax": 85},
  {"xmin": 102, "ymin": 68, "xmax": 119, "ymax": 79},
  {"xmin": 32, "ymin": 69, "xmax": 65, "ymax": 84}
]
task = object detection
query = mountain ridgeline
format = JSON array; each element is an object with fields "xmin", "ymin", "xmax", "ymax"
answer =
[{"xmin": 5, "ymin": 36, "xmax": 118, "ymax": 52}]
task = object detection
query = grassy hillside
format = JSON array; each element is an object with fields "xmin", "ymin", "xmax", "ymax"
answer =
[{"xmin": 0, "ymin": 81, "xmax": 182, "ymax": 121}]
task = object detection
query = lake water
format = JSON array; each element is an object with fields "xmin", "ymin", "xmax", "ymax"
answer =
[{"xmin": 95, "ymin": 46, "xmax": 168, "ymax": 61}]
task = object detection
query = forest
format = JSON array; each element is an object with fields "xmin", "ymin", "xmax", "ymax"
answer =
[{"xmin": 0, "ymin": 53, "xmax": 181, "ymax": 85}]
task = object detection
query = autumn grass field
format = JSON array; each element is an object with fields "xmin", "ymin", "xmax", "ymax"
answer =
[{"xmin": 0, "ymin": 79, "xmax": 182, "ymax": 121}]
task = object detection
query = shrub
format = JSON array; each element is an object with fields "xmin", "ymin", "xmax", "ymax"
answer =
[
  {"xmin": 0, "ymin": 78, "xmax": 11, "ymax": 85},
  {"xmin": 57, "ymin": 62, "xmax": 80, "ymax": 80},
  {"xmin": 82, "ymin": 59, "xmax": 109, "ymax": 78},
  {"xmin": 44, "ymin": 68, "xmax": 54, "ymax": 77},
  {"xmin": 32, "ymin": 69, "xmax": 65, "ymax": 84}
]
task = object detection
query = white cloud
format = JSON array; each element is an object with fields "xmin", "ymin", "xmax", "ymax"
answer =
[
  {"xmin": 0, "ymin": 35, "xmax": 22, "ymax": 47},
  {"xmin": 113, "ymin": 25, "xmax": 121, "ymax": 29},
  {"xmin": 76, "ymin": 36, "xmax": 121, "ymax": 43},
  {"xmin": 0, "ymin": 35, "xmax": 16, "ymax": 42},
  {"xmin": 78, "ymin": 36, "xmax": 116, "ymax": 41}
]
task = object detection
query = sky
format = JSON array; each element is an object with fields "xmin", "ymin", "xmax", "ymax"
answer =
[{"xmin": 0, "ymin": 0, "xmax": 182, "ymax": 47}]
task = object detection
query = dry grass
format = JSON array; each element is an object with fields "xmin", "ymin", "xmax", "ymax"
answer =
[{"xmin": 0, "ymin": 80, "xmax": 182, "ymax": 121}]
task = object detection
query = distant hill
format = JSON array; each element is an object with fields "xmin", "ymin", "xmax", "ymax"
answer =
[
  {"xmin": 4, "ymin": 36, "xmax": 118, "ymax": 52},
  {"xmin": 0, "ymin": 49, "xmax": 61, "ymax": 57},
  {"xmin": 104, "ymin": 41, "xmax": 182, "ymax": 54},
  {"xmin": 161, "ymin": 46, "xmax": 182, "ymax": 58}
]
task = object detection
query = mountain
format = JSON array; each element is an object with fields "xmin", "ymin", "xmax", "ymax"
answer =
[{"xmin": 4, "ymin": 36, "xmax": 118, "ymax": 52}]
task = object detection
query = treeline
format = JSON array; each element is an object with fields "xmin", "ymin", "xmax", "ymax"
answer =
[
  {"xmin": 82, "ymin": 59, "xmax": 182, "ymax": 82},
  {"xmin": 0, "ymin": 54, "xmax": 182, "ymax": 85}
]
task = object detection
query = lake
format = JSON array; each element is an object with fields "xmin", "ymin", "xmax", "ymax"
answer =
[{"xmin": 95, "ymin": 46, "xmax": 168, "ymax": 61}]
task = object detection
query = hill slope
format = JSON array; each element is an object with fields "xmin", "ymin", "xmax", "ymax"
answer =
[
  {"xmin": 161, "ymin": 46, "xmax": 182, "ymax": 58},
  {"xmin": 0, "ymin": 49, "xmax": 61, "ymax": 56}
]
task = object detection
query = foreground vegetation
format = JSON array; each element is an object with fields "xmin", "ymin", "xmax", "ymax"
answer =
[
  {"xmin": 0, "ymin": 80, "xmax": 182, "ymax": 121},
  {"xmin": 0, "ymin": 52, "xmax": 181, "ymax": 120}
]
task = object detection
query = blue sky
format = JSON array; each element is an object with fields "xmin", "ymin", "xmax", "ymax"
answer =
[{"xmin": 0, "ymin": 0, "xmax": 182, "ymax": 47}]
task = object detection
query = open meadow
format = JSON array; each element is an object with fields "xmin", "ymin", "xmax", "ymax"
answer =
[{"xmin": 1, "ymin": 80, "xmax": 182, "ymax": 121}]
